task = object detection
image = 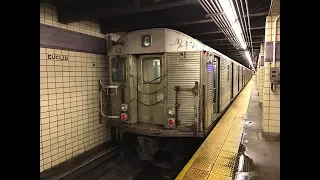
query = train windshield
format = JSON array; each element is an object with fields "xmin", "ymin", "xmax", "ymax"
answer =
[
  {"xmin": 111, "ymin": 57, "xmax": 126, "ymax": 82},
  {"xmin": 142, "ymin": 58, "xmax": 161, "ymax": 83}
]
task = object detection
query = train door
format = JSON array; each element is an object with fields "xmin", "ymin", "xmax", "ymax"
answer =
[
  {"xmin": 206, "ymin": 54, "xmax": 219, "ymax": 126},
  {"xmin": 243, "ymin": 69, "xmax": 245, "ymax": 86},
  {"xmin": 137, "ymin": 54, "xmax": 164, "ymax": 125},
  {"xmin": 243, "ymin": 69, "xmax": 245, "ymax": 85},
  {"xmin": 231, "ymin": 63, "xmax": 234, "ymax": 99},
  {"xmin": 213, "ymin": 56, "xmax": 220, "ymax": 114},
  {"xmin": 106, "ymin": 56, "xmax": 128, "ymax": 120},
  {"xmin": 237, "ymin": 67, "xmax": 240, "ymax": 92},
  {"xmin": 206, "ymin": 55, "xmax": 214, "ymax": 128},
  {"xmin": 242, "ymin": 68, "xmax": 244, "ymax": 87},
  {"xmin": 240, "ymin": 67, "xmax": 243, "ymax": 88}
]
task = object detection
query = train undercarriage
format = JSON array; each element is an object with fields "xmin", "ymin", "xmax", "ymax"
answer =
[{"xmin": 112, "ymin": 127, "xmax": 203, "ymax": 169}]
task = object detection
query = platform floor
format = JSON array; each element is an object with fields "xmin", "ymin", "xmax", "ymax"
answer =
[
  {"xmin": 236, "ymin": 77, "xmax": 280, "ymax": 180},
  {"xmin": 176, "ymin": 77, "xmax": 280, "ymax": 180}
]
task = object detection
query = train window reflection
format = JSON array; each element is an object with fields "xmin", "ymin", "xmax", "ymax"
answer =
[
  {"xmin": 143, "ymin": 58, "xmax": 161, "ymax": 83},
  {"xmin": 112, "ymin": 57, "xmax": 126, "ymax": 82}
]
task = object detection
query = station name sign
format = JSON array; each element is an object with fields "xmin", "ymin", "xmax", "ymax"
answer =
[{"xmin": 47, "ymin": 54, "xmax": 68, "ymax": 61}]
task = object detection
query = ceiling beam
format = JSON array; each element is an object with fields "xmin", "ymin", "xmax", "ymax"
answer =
[
  {"xmin": 214, "ymin": 47, "xmax": 237, "ymax": 51},
  {"xmin": 209, "ymin": 44, "xmax": 262, "ymax": 48},
  {"xmin": 250, "ymin": 41, "xmax": 264, "ymax": 44},
  {"xmin": 206, "ymin": 11, "xmax": 268, "ymax": 18},
  {"xmin": 99, "ymin": 9, "xmax": 267, "ymax": 33},
  {"xmin": 201, "ymin": 35, "xmax": 264, "ymax": 42},
  {"xmin": 99, "ymin": 14, "xmax": 215, "ymax": 33},
  {"xmin": 208, "ymin": 44, "xmax": 235, "ymax": 46},
  {"xmin": 58, "ymin": 0, "xmax": 199, "ymax": 23},
  {"xmin": 173, "ymin": 12, "xmax": 269, "ymax": 27},
  {"xmin": 100, "ymin": 19, "xmax": 209, "ymax": 33},
  {"xmin": 242, "ymin": 11, "xmax": 269, "ymax": 18},
  {"xmin": 190, "ymin": 26, "xmax": 265, "ymax": 36},
  {"xmin": 250, "ymin": 2, "xmax": 268, "ymax": 13}
]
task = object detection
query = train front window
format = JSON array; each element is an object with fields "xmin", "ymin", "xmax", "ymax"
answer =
[
  {"xmin": 143, "ymin": 58, "xmax": 161, "ymax": 83},
  {"xmin": 112, "ymin": 57, "xmax": 126, "ymax": 82}
]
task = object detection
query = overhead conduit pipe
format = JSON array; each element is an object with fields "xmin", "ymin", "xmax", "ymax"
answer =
[{"xmin": 198, "ymin": 0, "xmax": 254, "ymax": 69}]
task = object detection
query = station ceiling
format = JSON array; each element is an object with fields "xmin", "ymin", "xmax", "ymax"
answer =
[{"xmin": 41, "ymin": 0, "xmax": 271, "ymax": 68}]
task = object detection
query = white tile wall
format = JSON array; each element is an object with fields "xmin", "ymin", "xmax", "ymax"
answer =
[
  {"xmin": 256, "ymin": 68, "xmax": 259, "ymax": 90},
  {"xmin": 265, "ymin": 16, "xmax": 280, "ymax": 42},
  {"xmin": 40, "ymin": 3, "xmax": 105, "ymax": 38},
  {"xmin": 262, "ymin": 61, "xmax": 280, "ymax": 134},
  {"xmin": 40, "ymin": 2, "xmax": 123, "ymax": 41},
  {"xmin": 257, "ymin": 44, "xmax": 265, "ymax": 104},
  {"xmin": 259, "ymin": 67, "xmax": 264, "ymax": 103},
  {"xmin": 40, "ymin": 2, "xmax": 123, "ymax": 173},
  {"xmin": 40, "ymin": 48, "xmax": 110, "ymax": 172},
  {"xmin": 262, "ymin": 15, "xmax": 280, "ymax": 135}
]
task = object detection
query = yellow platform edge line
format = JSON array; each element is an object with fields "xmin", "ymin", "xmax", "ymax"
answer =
[
  {"xmin": 209, "ymin": 80, "xmax": 253, "ymax": 178},
  {"xmin": 175, "ymin": 79, "xmax": 254, "ymax": 180}
]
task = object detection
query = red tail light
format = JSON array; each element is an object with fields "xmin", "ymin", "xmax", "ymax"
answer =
[
  {"xmin": 121, "ymin": 113, "xmax": 128, "ymax": 121},
  {"xmin": 168, "ymin": 118, "xmax": 175, "ymax": 126}
]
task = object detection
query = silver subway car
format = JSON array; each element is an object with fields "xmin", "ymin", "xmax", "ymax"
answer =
[{"xmin": 100, "ymin": 28, "xmax": 253, "ymax": 160}]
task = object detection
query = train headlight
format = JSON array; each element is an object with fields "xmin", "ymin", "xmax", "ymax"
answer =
[
  {"xmin": 168, "ymin": 107, "xmax": 175, "ymax": 117},
  {"xmin": 121, "ymin": 103, "xmax": 128, "ymax": 112}
]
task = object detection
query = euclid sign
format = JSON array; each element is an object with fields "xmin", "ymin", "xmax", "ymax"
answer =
[{"xmin": 47, "ymin": 54, "xmax": 68, "ymax": 61}]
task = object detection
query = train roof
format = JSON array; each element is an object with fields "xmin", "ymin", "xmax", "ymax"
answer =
[{"xmin": 108, "ymin": 28, "xmax": 251, "ymax": 70}]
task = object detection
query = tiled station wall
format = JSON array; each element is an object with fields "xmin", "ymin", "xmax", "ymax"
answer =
[
  {"xmin": 40, "ymin": 2, "xmax": 122, "ymax": 172},
  {"xmin": 262, "ymin": 15, "xmax": 280, "ymax": 138}
]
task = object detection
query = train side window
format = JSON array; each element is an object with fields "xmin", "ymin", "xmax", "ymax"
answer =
[
  {"xmin": 227, "ymin": 65, "xmax": 230, "ymax": 82},
  {"xmin": 142, "ymin": 58, "xmax": 161, "ymax": 83},
  {"xmin": 111, "ymin": 57, "xmax": 126, "ymax": 82}
]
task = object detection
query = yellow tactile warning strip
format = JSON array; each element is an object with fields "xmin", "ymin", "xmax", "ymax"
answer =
[{"xmin": 176, "ymin": 79, "xmax": 253, "ymax": 180}]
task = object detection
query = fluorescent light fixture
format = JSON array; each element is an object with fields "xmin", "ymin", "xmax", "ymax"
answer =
[
  {"xmin": 218, "ymin": 0, "xmax": 246, "ymax": 49},
  {"xmin": 245, "ymin": 50, "xmax": 253, "ymax": 67},
  {"xmin": 217, "ymin": 0, "xmax": 253, "ymax": 67}
]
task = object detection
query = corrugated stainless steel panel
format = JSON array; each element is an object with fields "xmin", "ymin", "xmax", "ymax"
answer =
[
  {"xmin": 233, "ymin": 64, "xmax": 239, "ymax": 97},
  {"xmin": 207, "ymin": 63, "xmax": 213, "ymax": 128},
  {"xmin": 220, "ymin": 58, "xmax": 231, "ymax": 111},
  {"xmin": 165, "ymin": 52, "xmax": 200, "ymax": 128}
]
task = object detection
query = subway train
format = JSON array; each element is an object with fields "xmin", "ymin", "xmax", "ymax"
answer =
[{"xmin": 100, "ymin": 28, "xmax": 254, "ymax": 162}]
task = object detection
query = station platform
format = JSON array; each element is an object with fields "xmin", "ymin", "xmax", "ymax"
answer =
[{"xmin": 176, "ymin": 77, "xmax": 280, "ymax": 180}]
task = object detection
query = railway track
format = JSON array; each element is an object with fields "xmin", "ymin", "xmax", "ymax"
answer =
[
  {"xmin": 60, "ymin": 149, "xmax": 184, "ymax": 180},
  {"xmin": 40, "ymin": 138, "xmax": 196, "ymax": 180}
]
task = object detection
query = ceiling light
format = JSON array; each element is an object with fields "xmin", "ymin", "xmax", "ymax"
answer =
[{"xmin": 216, "ymin": 0, "xmax": 253, "ymax": 67}]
